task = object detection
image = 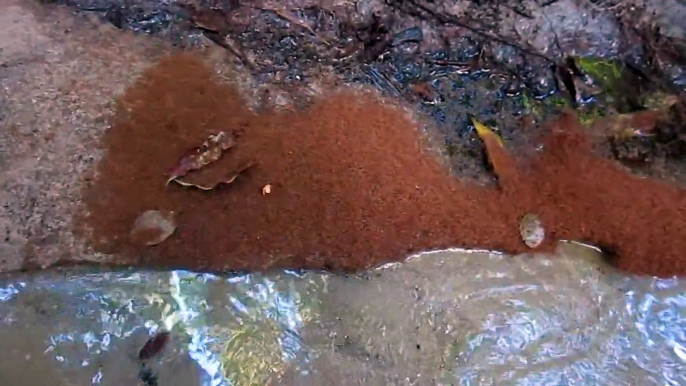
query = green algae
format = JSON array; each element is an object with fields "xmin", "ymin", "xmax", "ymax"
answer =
[{"xmin": 576, "ymin": 57, "xmax": 624, "ymax": 91}]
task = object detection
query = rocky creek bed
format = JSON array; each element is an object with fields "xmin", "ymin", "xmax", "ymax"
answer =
[{"xmin": 1, "ymin": 0, "xmax": 686, "ymax": 276}]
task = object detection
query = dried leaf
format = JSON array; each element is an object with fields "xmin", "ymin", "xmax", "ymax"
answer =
[
  {"xmin": 587, "ymin": 109, "xmax": 668, "ymax": 140},
  {"xmin": 611, "ymin": 110, "xmax": 664, "ymax": 138},
  {"xmin": 642, "ymin": 92, "xmax": 679, "ymax": 111},
  {"xmin": 520, "ymin": 213, "xmax": 545, "ymax": 248},
  {"xmin": 472, "ymin": 118, "xmax": 504, "ymax": 146},
  {"xmin": 139, "ymin": 331, "xmax": 171, "ymax": 360},
  {"xmin": 171, "ymin": 163, "xmax": 253, "ymax": 191},
  {"xmin": 166, "ymin": 132, "xmax": 234, "ymax": 185},
  {"xmin": 129, "ymin": 210, "xmax": 176, "ymax": 246},
  {"xmin": 471, "ymin": 118, "xmax": 517, "ymax": 183}
]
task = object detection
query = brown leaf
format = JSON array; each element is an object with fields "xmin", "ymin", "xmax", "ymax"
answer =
[
  {"xmin": 139, "ymin": 331, "xmax": 171, "ymax": 360},
  {"xmin": 588, "ymin": 110, "xmax": 668, "ymax": 140},
  {"xmin": 166, "ymin": 132, "xmax": 234, "ymax": 185},
  {"xmin": 171, "ymin": 163, "xmax": 253, "ymax": 191}
]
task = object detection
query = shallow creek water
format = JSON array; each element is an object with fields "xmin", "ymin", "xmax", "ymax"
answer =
[
  {"xmin": 1, "ymin": 244, "xmax": 685, "ymax": 385},
  {"xmin": 1, "ymin": 2, "xmax": 686, "ymax": 385}
]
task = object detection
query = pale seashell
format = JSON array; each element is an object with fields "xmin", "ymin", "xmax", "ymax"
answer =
[
  {"xmin": 129, "ymin": 210, "xmax": 176, "ymax": 246},
  {"xmin": 520, "ymin": 213, "xmax": 545, "ymax": 248}
]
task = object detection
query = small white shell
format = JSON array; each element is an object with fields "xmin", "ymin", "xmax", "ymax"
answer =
[
  {"xmin": 520, "ymin": 213, "xmax": 545, "ymax": 248},
  {"xmin": 129, "ymin": 210, "xmax": 176, "ymax": 246}
]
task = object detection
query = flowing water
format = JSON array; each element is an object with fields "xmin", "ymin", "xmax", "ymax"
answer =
[{"xmin": 1, "ymin": 244, "xmax": 685, "ymax": 385}]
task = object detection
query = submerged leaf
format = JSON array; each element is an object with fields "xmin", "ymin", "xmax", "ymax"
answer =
[
  {"xmin": 586, "ymin": 100, "xmax": 675, "ymax": 140},
  {"xmin": 608, "ymin": 110, "xmax": 665, "ymax": 139},
  {"xmin": 171, "ymin": 163, "xmax": 253, "ymax": 191},
  {"xmin": 641, "ymin": 92, "xmax": 679, "ymax": 111},
  {"xmin": 471, "ymin": 118, "xmax": 517, "ymax": 184},
  {"xmin": 472, "ymin": 118, "xmax": 504, "ymax": 147},
  {"xmin": 166, "ymin": 132, "xmax": 234, "ymax": 185},
  {"xmin": 139, "ymin": 331, "xmax": 171, "ymax": 360},
  {"xmin": 129, "ymin": 210, "xmax": 176, "ymax": 246}
]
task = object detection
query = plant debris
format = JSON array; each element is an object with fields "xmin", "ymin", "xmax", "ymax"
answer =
[
  {"xmin": 129, "ymin": 210, "xmax": 176, "ymax": 247},
  {"xmin": 471, "ymin": 118, "xmax": 518, "ymax": 185},
  {"xmin": 411, "ymin": 82, "xmax": 438, "ymax": 104},
  {"xmin": 166, "ymin": 132, "xmax": 234, "ymax": 186},
  {"xmin": 171, "ymin": 163, "xmax": 253, "ymax": 191},
  {"xmin": 602, "ymin": 110, "xmax": 667, "ymax": 139},
  {"xmin": 139, "ymin": 330, "xmax": 171, "ymax": 360}
]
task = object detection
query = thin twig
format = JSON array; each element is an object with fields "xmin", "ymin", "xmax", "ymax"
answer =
[
  {"xmin": 202, "ymin": 31, "xmax": 254, "ymax": 69},
  {"xmin": 395, "ymin": 0, "xmax": 556, "ymax": 65},
  {"xmin": 586, "ymin": 0, "xmax": 622, "ymax": 12},
  {"xmin": 253, "ymin": 5, "xmax": 332, "ymax": 46}
]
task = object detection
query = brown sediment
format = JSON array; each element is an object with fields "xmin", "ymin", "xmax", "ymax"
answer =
[{"xmin": 77, "ymin": 54, "xmax": 686, "ymax": 278}]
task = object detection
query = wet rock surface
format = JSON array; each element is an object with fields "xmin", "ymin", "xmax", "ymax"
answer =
[
  {"xmin": 1, "ymin": 0, "xmax": 686, "ymax": 274},
  {"xmin": 49, "ymin": 0, "xmax": 686, "ymax": 184},
  {"xmin": 0, "ymin": 0, "xmax": 168, "ymax": 272}
]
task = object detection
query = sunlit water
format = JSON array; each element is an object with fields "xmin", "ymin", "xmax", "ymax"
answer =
[{"xmin": 0, "ymin": 244, "xmax": 685, "ymax": 385}]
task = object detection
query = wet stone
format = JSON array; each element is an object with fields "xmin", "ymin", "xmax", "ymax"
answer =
[
  {"xmin": 394, "ymin": 41, "xmax": 420, "ymax": 56},
  {"xmin": 391, "ymin": 26, "xmax": 423, "ymax": 46},
  {"xmin": 526, "ymin": 70, "xmax": 557, "ymax": 99},
  {"xmin": 502, "ymin": 79, "xmax": 523, "ymax": 97},
  {"xmin": 4, "ymin": 0, "xmax": 686, "ymax": 277},
  {"xmin": 491, "ymin": 44, "xmax": 525, "ymax": 72},
  {"xmin": 450, "ymin": 37, "xmax": 482, "ymax": 61}
]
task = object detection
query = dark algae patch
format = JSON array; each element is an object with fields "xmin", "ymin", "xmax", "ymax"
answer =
[{"xmin": 78, "ymin": 54, "xmax": 686, "ymax": 278}]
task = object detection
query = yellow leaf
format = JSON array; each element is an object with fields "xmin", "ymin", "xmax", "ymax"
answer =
[
  {"xmin": 471, "ymin": 117, "xmax": 516, "ymax": 184},
  {"xmin": 471, "ymin": 117, "xmax": 504, "ymax": 147}
]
